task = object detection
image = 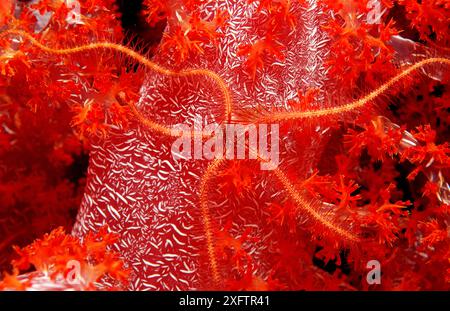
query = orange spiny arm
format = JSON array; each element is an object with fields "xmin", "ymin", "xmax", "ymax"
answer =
[
  {"xmin": 256, "ymin": 57, "xmax": 450, "ymax": 123},
  {"xmin": 271, "ymin": 167, "xmax": 361, "ymax": 243},
  {"xmin": 250, "ymin": 147, "xmax": 360, "ymax": 243},
  {"xmin": 198, "ymin": 158, "xmax": 225, "ymax": 288},
  {"xmin": 119, "ymin": 93, "xmax": 208, "ymax": 138},
  {"xmin": 1, "ymin": 30, "xmax": 233, "ymax": 120}
]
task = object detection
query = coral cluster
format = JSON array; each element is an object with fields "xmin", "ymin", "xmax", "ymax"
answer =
[{"xmin": 0, "ymin": 0, "xmax": 449, "ymax": 290}]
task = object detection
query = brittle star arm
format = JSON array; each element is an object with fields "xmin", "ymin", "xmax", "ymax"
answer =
[
  {"xmin": 197, "ymin": 153, "xmax": 361, "ymax": 288},
  {"xmin": 198, "ymin": 158, "xmax": 225, "ymax": 288},
  {"xmin": 3, "ymin": 28, "xmax": 448, "ymax": 287},
  {"xmin": 116, "ymin": 92, "xmax": 209, "ymax": 138},
  {"xmin": 0, "ymin": 29, "xmax": 234, "ymax": 121},
  {"xmin": 254, "ymin": 57, "xmax": 450, "ymax": 123}
]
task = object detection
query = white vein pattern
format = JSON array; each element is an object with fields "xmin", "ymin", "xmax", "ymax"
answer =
[{"xmin": 69, "ymin": 0, "xmax": 331, "ymax": 290}]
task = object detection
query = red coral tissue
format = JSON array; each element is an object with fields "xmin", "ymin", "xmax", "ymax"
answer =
[{"xmin": 0, "ymin": 0, "xmax": 449, "ymax": 291}]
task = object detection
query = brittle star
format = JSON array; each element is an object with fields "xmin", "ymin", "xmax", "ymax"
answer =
[{"xmin": 1, "ymin": 29, "xmax": 449, "ymax": 288}]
